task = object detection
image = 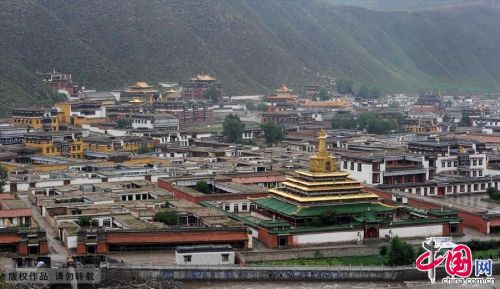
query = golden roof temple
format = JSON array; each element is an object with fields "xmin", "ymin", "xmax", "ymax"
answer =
[
  {"xmin": 190, "ymin": 74, "xmax": 217, "ymax": 82},
  {"xmin": 253, "ymin": 129, "xmax": 395, "ymax": 225},
  {"xmin": 121, "ymin": 82, "xmax": 159, "ymax": 104},
  {"xmin": 266, "ymin": 84, "xmax": 299, "ymax": 103}
]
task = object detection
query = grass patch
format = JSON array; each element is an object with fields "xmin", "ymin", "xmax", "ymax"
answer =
[
  {"xmin": 254, "ymin": 255, "xmax": 386, "ymax": 266},
  {"xmin": 473, "ymin": 249, "xmax": 500, "ymax": 260},
  {"xmin": 481, "ymin": 198, "xmax": 500, "ymax": 204}
]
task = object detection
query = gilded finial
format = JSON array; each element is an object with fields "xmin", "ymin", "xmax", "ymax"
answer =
[{"xmin": 309, "ymin": 128, "xmax": 335, "ymax": 173}]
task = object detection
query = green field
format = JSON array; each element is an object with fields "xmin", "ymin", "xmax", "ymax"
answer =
[
  {"xmin": 2, "ymin": 1, "xmax": 500, "ymax": 115},
  {"xmin": 473, "ymin": 249, "xmax": 500, "ymax": 260},
  {"xmin": 254, "ymin": 255, "xmax": 386, "ymax": 266},
  {"xmin": 252, "ymin": 247, "xmax": 500, "ymax": 267}
]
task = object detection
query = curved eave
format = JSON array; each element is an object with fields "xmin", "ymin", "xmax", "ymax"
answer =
[
  {"xmin": 269, "ymin": 188, "xmax": 378, "ymax": 203},
  {"xmin": 285, "ymin": 177, "xmax": 362, "ymax": 187},
  {"xmin": 281, "ymin": 181, "xmax": 363, "ymax": 192},
  {"xmin": 295, "ymin": 170, "xmax": 350, "ymax": 178}
]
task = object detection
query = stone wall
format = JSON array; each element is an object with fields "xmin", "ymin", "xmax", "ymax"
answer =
[
  {"xmin": 100, "ymin": 262, "xmax": 500, "ymax": 284},
  {"xmin": 100, "ymin": 266, "xmax": 429, "ymax": 284}
]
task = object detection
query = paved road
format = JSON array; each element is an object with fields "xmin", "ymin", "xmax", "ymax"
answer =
[{"xmin": 19, "ymin": 195, "xmax": 68, "ymax": 265}]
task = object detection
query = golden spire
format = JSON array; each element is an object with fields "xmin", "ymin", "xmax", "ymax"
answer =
[
  {"xmin": 309, "ymin": 129, "xmax": 336, "ymax": 173},
  {"xmin": 317, "ymin": 128, "xmax": 328, "ymax": 158}
]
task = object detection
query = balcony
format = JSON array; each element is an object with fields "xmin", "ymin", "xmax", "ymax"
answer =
[
  {"xmin": 384, "ymin": 165, "xmax": 426, "ymax": 177},
  {"xmin": 385, "ymin": 164, "xmax": 424, "ymax": 171}
]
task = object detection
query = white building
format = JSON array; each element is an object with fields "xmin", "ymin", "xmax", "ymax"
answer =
[
  {"xmin": 342, "ymin": 155, "xmax": 429, "ymax": 185},
  {"xmin": 132, "ymin": 113, "xmax": 179, "ymax": 130},
  {"xmin": 175, "ymin": 245, "xmax": 235, "ymax": 265}
]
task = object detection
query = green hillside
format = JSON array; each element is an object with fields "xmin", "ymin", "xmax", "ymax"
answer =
[
  {"xmin": 322, "ymin": 0, "xmax": 487, "ymax": 11},
  {"xmin": 0, "ymin": 0, "xmax": 499, "ymax": 115}
]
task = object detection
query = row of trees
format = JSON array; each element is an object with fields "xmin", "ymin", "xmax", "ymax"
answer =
[
  {"xmin": 222, "ymin": 114, "xmax": 284, "ymax": 146},
  {"xmin": 204, "ymin": 87, "xmax": 221, "ymax": 102},
  {"xmin": 331, "ymin": 112, "xmax": 403, "ymax": 134},
  {"xmin": 336, "ymin": 78, "xmax": 380, "ymax": 99},
  {"xmin": 356, "ymin": 84, "xmax": 381, "ymax": 99},
  {"xmin": 246, "ymin": 102, "xmax": 268, "ymax": 111}
]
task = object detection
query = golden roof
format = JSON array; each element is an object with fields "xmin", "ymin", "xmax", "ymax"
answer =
[
  {"xmin": 133, "ymin": 82, "xmax": 152, "ymax": 88},
  {"xmin": 266, "ymin": 128, "xmax": 366, "ymax": 204},
  {"xmin": 285, "ymin": 176, "xmax": 360, "ymax": 187},
  {"xmin": 302, "ymin": 100, "xmax": 349, "ymax": 108},
  {"xmin": 295, "ymin": 170, "xmax": 348, "ymax": 178},
  {"xmin": 276, "ymin": 84, "xmax": 292, "ymax": 93},
  {"xmin": 129, "ymin": 98, "xmax": 144, "ymax": 103},
  {"xmin": 191, "ymin": 74, "xmax": 217, "ymax": 81},
  {"xmin": 267, "ymin": 95, "xmax": 298, "ymax": 100}
]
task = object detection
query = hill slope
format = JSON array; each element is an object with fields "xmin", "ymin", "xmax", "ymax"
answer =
[{"xmin": 0, "ymin": 0, "xmax": 500, "ymax": 115}]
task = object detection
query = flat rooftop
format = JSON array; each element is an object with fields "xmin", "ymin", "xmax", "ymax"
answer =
[
  {"xmin": 443, "ymin": 193, "xmax": 500, "ymax": 215},
  {"xmin": 113, "ymin": 213, "xmax": 156, "ymax": 230}
]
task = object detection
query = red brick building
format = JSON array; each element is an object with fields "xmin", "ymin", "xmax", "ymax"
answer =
[
  {"xmin": 0, "ymin": 229, "xmax": 49, "ymax": 256},
  {"xmin": 76, "ymin": 227, "xmax": 250, "ymax": 254}
]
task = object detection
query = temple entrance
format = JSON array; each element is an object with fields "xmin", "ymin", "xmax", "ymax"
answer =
[
  {"xmin": 438, "ymin": 187, "xmax": 445, "ymax": 196},
  {"xmin": 278, "ymin": 236, "xmax": 288, "ymax": 249},
  {"xmin": 28, "ymin": 245, "xmax": 39, "ymax": 255},
  {"xmin": 86, "ymin": 245, "xmax": 96, "ymax": 254},
  {"xmin": 364, "ymin": 227, "xmax": 379, "ymax": 239}
]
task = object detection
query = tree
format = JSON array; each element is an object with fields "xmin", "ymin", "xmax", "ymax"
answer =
[
  {"xmin": 222, "ymin": 114, "xmax": 245, "ymax": 143},
  {"xmin": 246, "ymin": 102, "xmax": 267, "ymax": 111},
  {"xmin": 137, "ymin": 145, "xmax": 154, "ymax": 154},
  {"xmin": 261, "ymin": 122, "xmax": 284, "ymax": 146},
  {"xmin": 442, "ymin": 114, "xmax": 452, "ymax": 123},
  {"xmin": 459, "ymin": 112, "xmax": 472, "ymax": 127},
  {"xmin": 195, "ymin": 180, "xmax": 210, "ymax": 194},
  {"xmin": 386, "ymin": 236, "xmax": 416, "ymax": 266},
  {"xmin": 155, "ymin": 211, "xmax": 178, "ymax": 226},
  {"xmin": 369, "ymin": 86, "xmax": 381, "ymax": 99},
  {"xmin": 487, "ymin": 187, "xmax": 500, "ymax": 200},
  {"xmin": 331, "ymin": 112, "xmax": 403, "ymax": 134},
  {"xmin": 331, "ymin": 113, "xmax": 356, "ymax": 130},
  {"xmin": 245, "ymin": 102, "xmax": 256, "ymax": 111},
  {"xmin": 315, "ymin": 87, "xmax": 330, "ymax": 101},
  {"xmin": 336, "ymin": 78, "xmax": 353, "ymax": 95},
  {"xmin": 356, "ymin": 85, "xmax": 371, "ymax": 99},
  {"xmin": 380, "ymin": 245, "xmax": 388, "ymax": 256},
  {"xmin": 356, "ymin": 84, "xmax": 380, "ymax": 99},
  {"xmin": 204, "ymin": 87, "xmax": 221, "ymax": 102},
  {"xmin": 255, "ymin": 102, "xmax": 268, "ymax": 111},
  {"xmin": 116, "ymin": 118, "xmax": 132, "ymax": 129},
  {"xmin": 0, "ymin": 165, "xmax": 7, "ymax": 193},
  {"xmin": 356, "ymin": 112, "xmax": 401, "ymax": 134},
  {"xmin": 77, "ymin": 216, "xmax": 98, "ymax": 227}
]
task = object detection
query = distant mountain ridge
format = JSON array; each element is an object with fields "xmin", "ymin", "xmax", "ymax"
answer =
[{"xmin": 0, "ymin": 0, "xmax": 499, "ymax": 115}]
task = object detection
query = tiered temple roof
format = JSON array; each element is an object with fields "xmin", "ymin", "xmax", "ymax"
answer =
[{"xmin": 253, "ymin": 129, "xmax": 393, "ymax": 222}]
